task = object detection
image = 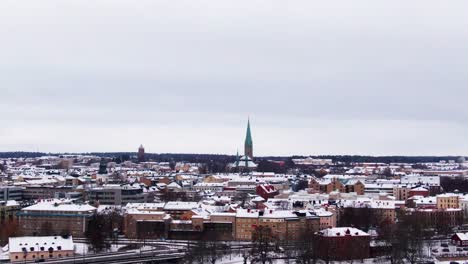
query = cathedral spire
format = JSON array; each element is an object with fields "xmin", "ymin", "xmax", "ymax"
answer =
[{"xmin": 244, "ymin": 118, "xmax": 253, "ymax": 159}]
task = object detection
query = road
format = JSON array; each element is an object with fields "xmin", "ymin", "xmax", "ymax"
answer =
[
  {"xmin": 18, "ymin": 249, "xmax": 184, "ymax": 264},
  {"xmin": 9, "ymin": 238, "xmax": 254, "ymax": 264}
]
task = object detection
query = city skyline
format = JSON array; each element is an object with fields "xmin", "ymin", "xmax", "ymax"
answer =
[{"xmin": 3, "ymin": 2, "xmax": 468, "ymax": 264}]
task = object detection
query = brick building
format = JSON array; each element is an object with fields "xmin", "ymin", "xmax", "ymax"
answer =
[
  {"xmin": 315, "ymin": 227, "xmax": 370, "ymax": 261},
  {"xmin": 256, "ymin": 184, "xmax": 279, "ymax": 200},
  {"xmin": 235, "ymin": 209, "xmax": 320, "ymax": 241},
  {"xmin": 17, "ymin": 200, "xmax": 96, "ymax": 237},
  {"xmin": 309, "ymin": 178, "xmax": 364, "ymax": 195}
]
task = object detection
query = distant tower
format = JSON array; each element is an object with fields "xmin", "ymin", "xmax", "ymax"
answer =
[
  {"xmin": 244, "ymin": 119, "xmax": 253, "ymax": 159},
  {"xmin": 98, "ymin": 158, "xmax": 108, "ymax": 174},
  {"xmin": 235, "ymin": 150, "xmax": 240, "ymax": 172},
  {"xmin": 138, "ymin": 144, "xmax": 145, "ymax": 163}
]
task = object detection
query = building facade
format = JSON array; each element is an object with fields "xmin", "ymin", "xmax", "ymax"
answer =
[
  {"xmin": 17, "ymin": 200, "xmax": 96, "ymax": 237},
  {"xmin": 9, "ymin": 236, "xmax": 74, "ymax": 263},
  {"xmin": 315, "ymin": 227, "xmax": 371, "ymax": 261}
]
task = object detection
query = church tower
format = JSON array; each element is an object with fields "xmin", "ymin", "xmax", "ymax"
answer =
[
  {"xmin": 244, "ymin": 119, "xmax": 253, "ymax": 159},
  {"xmin": 138, "ymin": 144, "xmax": 145, "ymax": 163}
]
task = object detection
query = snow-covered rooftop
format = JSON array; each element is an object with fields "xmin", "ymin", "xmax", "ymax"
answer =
[
  {"xmin": 9, "ymin": 236, "xmax": 74, "ymax": 253},
  {"xmin": 22, "ymin": 200, "xmax": 96, "ymax": 213},
  {"xmin": 318, "ymin": 227, "xmax": 369, "ymax": 237}
]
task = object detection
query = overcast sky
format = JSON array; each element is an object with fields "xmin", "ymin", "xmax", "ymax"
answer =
[{"xmin": 1, "ymin": 1, "xmax": 468, "ymax": 156}]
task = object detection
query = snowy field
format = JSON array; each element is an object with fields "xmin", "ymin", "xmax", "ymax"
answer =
[{"xmin": 74, "ymin": 243, "xmax": 127, "ymax": 255}]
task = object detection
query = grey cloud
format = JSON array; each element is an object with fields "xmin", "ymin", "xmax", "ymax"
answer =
[{"xmin": 1, "ymin": 0, "xmax": 468, "ymax": 154}]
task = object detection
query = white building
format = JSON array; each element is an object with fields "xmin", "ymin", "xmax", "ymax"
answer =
[{"xmin": 9, "ymin": 236, "xmax": 74, "ymax": 262}]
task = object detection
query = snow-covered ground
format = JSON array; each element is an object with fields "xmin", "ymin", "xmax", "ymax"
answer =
[
  {"xmin": 74, "ymin": 243, "xmax": 126, "ymax": 255},
  {"xmin": 217, "ymin": 256, "xmax": 383, "ymax": 264},
  {"xmin": 0, "ymin": 245, "xmax": 9, "ymax": 262},
  {"xmin": 218, "ymin": 256, "xmax": 286, "ymax": 264}
]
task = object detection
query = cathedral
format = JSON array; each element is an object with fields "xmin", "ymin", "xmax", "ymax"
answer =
[{"xmin": 231, "ymin": 119, "xmax": 257, "ymax": 171}]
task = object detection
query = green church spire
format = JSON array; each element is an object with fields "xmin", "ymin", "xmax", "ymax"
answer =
[
  {"xmin": 244, "ymin": 118, "xmax": 253, "ymax": 158},
  {"xmin": 245, "ymin": 119, "xmax": 252, "ymax": 146}
]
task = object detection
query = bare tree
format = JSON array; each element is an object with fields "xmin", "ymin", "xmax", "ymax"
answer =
[
  {"xmin": 184, "ymin": 233, "xmax": 227, "ymax": 264},
  {"xmin": 250, "ymin": 226, "xmax": 276, "ymax": 264},
  {"xmin": 234, "ymin": 192, "xmax": 249, "ymax": 208},
  {"xmin": 295, "ymin": 225, "xmax": 318, "ymax": 264},
  {"xmin": 397, "ymin": 212, "xmax": 426, "ymax": 264},
  {"xmin": 85, "ymin": 213, "xmax": 109, "ymax": 253}
]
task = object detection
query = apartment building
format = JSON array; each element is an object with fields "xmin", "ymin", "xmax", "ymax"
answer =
[
  {"xmin": 437, "ymin": 193, "xmax": 460, "ymax": 209},
  {"xmin": 87, "ymin": 184, "xmax": 146, "ymax": 205},
  {"xmin": 17, "ymin": 200, "xmax": 96, "ymax": 237}
]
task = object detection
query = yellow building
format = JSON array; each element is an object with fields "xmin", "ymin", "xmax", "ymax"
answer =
[
  {"xmin": 437, "ymin": 194, "xmax": 459, "ymax": 209},
  {"xmin": 235, "ymin": 209, "xmax": 320, "ymax": 241}
]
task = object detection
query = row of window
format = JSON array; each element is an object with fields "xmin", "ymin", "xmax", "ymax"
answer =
[{"xmin": 15, "ymin": 253, "xmax": 69, "ymax": 260}]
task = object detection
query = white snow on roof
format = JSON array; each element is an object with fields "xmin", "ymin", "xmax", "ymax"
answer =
[
  {"xmin": 261, "ymin": 210, "xmax": 298, "ymax": 219},
  {"xmin": 9, "ymin": 236, "xmax": 74, "ymax": 253},
  {"xmin": 167, "ymin": 182, "xmax": 182, "ymax": 189},
  {"xmin": 455, "ymin": 233, "xmax": 468, "ymax": 241},
  {"xmin": 401, "ymin": 175, "xmax": 440, "ymax": 186},
  {"xmin": 22, "ymin": 200, "xmax": 96, "ymax": 213},
  {"xmin": 236, "ymin": 209, "xmax": 260, "ymax": 218},
  {"xmin": 318, "ymin": 227, "xmax": 369, "ymax": 237},
  {"xmin": 312, "ymin": 208, "xmax": 334, "ymax": 217},
  {"xmin": 164, "ymin": 202, "xmax": 198, "ymax": 210}
]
